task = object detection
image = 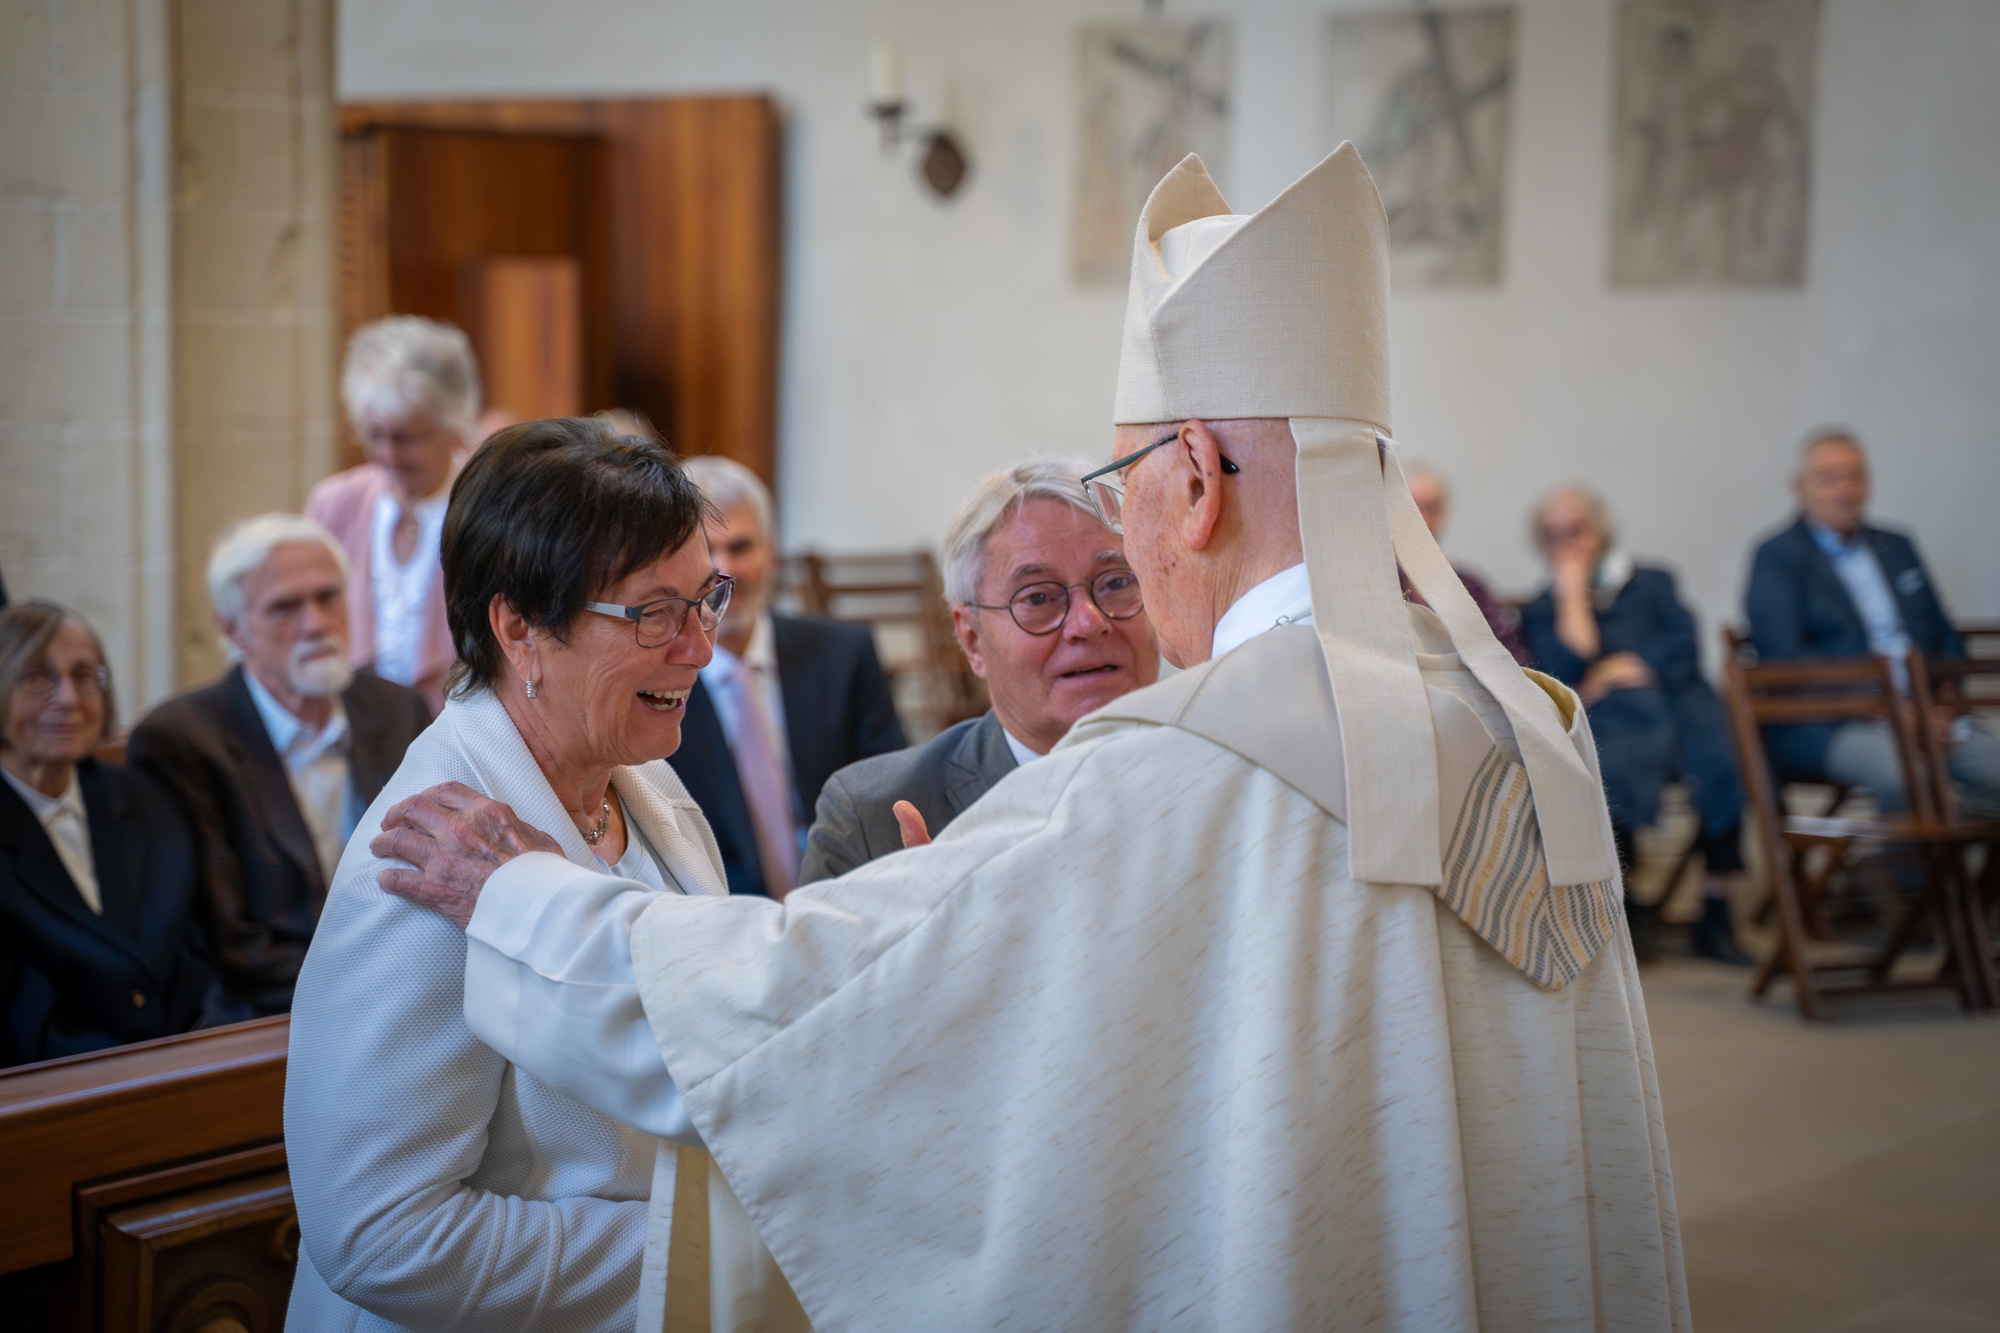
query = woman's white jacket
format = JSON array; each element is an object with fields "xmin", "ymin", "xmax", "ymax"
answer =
[{"xmin": 284, "ymin": 688, "xmax": 728, "ymax": 1332}]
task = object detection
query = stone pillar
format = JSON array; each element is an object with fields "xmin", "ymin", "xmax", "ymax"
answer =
[
  {"xmin": 0, "ymin": 0, "xmax": 176, "ymax": 707},
  {"xmin": 0, "ymin": 0, "xmax": 337, "ymax": 710},
  {"xmin": 171, "ymin": 0, "xmax": 339, "ymax": 689}
]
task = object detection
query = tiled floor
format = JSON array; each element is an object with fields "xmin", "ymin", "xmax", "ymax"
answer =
[{"xmin": 1643, "ymin": 956, "xmax": 2000, "ymax": 1331}]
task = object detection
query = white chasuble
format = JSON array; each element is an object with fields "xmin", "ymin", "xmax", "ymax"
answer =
[{"xmin": 589, "ymin": 608, "xmax": 1688, "ymax": 1332}]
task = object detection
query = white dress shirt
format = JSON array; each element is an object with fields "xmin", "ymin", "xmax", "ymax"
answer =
[
  {"xmin": 1210, "ymin": 561, "xmax": 1315, "ymax": 659},
  {"xmin": 1000, "ymin": 726, "xmax": 1042, "ymax": 768},
  {"xmin": 461, "ymin": 563, "xmax": 1327, "ymax": 1129},
  {"xmin": 699, "ymin": 613, "xmax": 795, "ymax": 779},
  {"xmin": 2, "ymin": 766, "xmax": 100, "ymax": 913},
  {"xmin": 245, "ymin": 670, "xmax": 358, "ymax": 883},
  {"xmin": 370, "ymin": 487, "xmax": 450, "ymax": 688}
]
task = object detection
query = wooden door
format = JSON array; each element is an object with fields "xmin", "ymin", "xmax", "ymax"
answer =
[
  {"xmin": 340, "ymin": 125, "xmax": 613, "ymax": 436},
  {"xmin": 341, "ymin": 97, "xmax": 782, "ymax": 487}
]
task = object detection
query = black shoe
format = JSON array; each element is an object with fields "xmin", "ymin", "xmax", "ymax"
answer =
[
  {"xmin": 1690, "ymin": 897, "xmax": 1754, "ymax": 966},
  {"xmin": 1625, "ymin": 893, "xmax": 1661, "ymax": 965}
]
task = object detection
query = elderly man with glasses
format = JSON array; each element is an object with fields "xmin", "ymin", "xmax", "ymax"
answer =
[{"xmin": 799, "ymin": 459, "xmax": 1160, "ymax": 882}]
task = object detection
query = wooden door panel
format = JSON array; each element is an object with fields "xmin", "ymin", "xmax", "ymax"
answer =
[{"xmin": 340, "ymin": 97, "xmax": 780, "ymax": 485}]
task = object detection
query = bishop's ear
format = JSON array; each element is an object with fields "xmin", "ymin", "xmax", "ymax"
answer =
[{"xmin": 1178, "ymin": 420, "xmax": 1229, "ymax": 553}]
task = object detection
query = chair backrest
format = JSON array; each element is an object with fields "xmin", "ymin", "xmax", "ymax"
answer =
[
  {"xmin": 778, "ymin": 550, "xmax": 987, "ymax": 741},
  {"xmin": 1718, "ymin": 632, "xmax": 1940, "ymax": 828}
]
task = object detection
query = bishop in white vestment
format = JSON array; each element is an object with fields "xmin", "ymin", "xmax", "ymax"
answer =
[{"xmin": 382, "ymin": 144, "xmax": 1688, "ymax": 1331}]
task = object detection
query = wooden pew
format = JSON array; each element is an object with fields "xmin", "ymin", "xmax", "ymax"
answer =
[{"xmin": 0, "ymin": 1018, "xmax": 293, "ymax": 1331}]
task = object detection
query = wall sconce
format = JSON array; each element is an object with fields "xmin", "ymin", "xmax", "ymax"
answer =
[{"xmin": 867, "ymin": 41, "xmax": 970, "ymax": 200}]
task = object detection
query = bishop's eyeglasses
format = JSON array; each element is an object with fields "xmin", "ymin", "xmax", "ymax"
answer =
[
  {"xmin": 584, "ymin": 576, "xmax": 734, "ymax": 648},
  {"xmin": 969, "ymin": 568, "xmax": 1145, "ymax": 636},
  {"xmin": 1080, "ymin": 431, "xmax": 1239, "ymax": 534}
]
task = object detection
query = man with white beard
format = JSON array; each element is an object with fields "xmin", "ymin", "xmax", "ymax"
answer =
[
  {"xmin": 378, "ymin": 146, "xmax": 1686, "ymax": 1330},
  {"xmin": 132, "ymin": 514, "xmax": 430, "ymax": 1018}
]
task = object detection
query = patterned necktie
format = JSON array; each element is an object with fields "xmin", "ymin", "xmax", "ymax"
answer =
[{"xmin": 732, "ymin": 660, "xmax": 799, "ymax": 897}]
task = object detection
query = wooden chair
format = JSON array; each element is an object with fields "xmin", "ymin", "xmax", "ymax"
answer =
[
  {"xmin": 781, "ymin": 550, "xmax": 987, "ymax": 742},
  {"xmin": 1719, "ymin": 637, "xmax": 1995, "ymax": 1018}
]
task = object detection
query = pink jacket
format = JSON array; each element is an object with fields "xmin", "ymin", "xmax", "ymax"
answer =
[{"xmin": 306, "ymin": 462, "xmax": 456, "ymax": 713}]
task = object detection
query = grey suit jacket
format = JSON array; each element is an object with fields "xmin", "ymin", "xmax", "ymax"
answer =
[{"xmin": 799, "ymin": 711, "xmax": 1017, "ymax": 885}]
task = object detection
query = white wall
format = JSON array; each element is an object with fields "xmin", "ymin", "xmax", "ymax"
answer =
[{"xmin": 341, "ymin": 0, "xmax": 2000, "ymax": 660}]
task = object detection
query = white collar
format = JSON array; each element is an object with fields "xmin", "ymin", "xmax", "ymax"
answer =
[
  {"xmin": 998, "ymin": 725, "xmax": 1042, "ymax": 769},
  {"xmin": 1593, "ymin": 548, "xmax": 1636, "ymax": 596},
  {"xmin": 1, "ymin": 763, "xmax": 83, "ymax": 826},
  {"xmin": 244, "ymin": 667, "xmax": 348, "ymax": 757},
  {"xmin": 1209, "ymin": 562, "xmax": 1314, "ymax": 661},
  {"xmin": 701, "ymin": 611, "xmax": 777, "ymax": 685}
]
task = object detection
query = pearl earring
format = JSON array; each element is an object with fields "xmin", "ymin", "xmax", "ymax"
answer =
[{"xmin": 525, "ymin": 677, "xmax": 539, "ymax": 700}]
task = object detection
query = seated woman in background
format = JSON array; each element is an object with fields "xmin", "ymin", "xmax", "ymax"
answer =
[
  {"xmin": 285, "ymin": 419, "xmax": 802, "ymax": 1331},
  {"xmin": 1519, "ymin": 486, "xmax": 1752, "ymax": 966},
  {"xmin": 0, "ymin": 600, "xmax": 215, "ymax": 1067},
  {"xmin": 308, "ymin": 315, "xmax": 482, "ymax": 713}
]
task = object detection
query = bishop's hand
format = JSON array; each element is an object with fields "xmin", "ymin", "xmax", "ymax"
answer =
[
  {"xmin": 373, "ymin": 781, "xmax": 563, "ymax": 928},
  {"xmin": 893, "ymin": 800, "xmax": 932, "ymax": 850}
]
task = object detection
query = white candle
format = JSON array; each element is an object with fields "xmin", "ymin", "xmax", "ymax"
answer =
[{"xmin": 869, "ymin": 40, "xmax": 905, "ymax": 106}]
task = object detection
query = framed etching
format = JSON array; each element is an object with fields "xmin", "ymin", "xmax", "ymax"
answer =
[
  {"xmin": 1072, "ymin": 21, "xmax": 1233, "ymax": 286},
  {"xmin": 1610, "ymin": 0, "xmax": 1821, "ymax": 286},
  {"xmin": 1323, "ymin": 8, "xmax": 1517, "ymax": 288}
]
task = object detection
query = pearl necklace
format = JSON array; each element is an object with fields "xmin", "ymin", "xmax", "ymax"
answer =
[{"xmin": 579, "ymin": 798, "xmax": 612, "ymax": 845}]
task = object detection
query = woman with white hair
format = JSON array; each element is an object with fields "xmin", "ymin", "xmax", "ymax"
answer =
[{"xmin": 308, "ymin": 316, "xmax": 482, "ymax": 712}]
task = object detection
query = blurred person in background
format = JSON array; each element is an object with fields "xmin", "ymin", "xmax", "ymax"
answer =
[
  {"xmin": 800, "ymin": 458, "xmax": 1161, "ymax": 883},
  {"xmin": 0, "ymin": 600, "xmax": 215, "ymax": 1067},
  {"xmin": 670, "ymin": 455, "xmax": 904, "ymax": 897},
  {"xmin": 309, "ymin": 316, "xmax": 482, "ymax": 712},
  {"xmin": 1746, "ymin": 428, "xmax": 2000, "ymax": 817},
  {"xmin": 1520, "ymin": 486, "xmax": 1750, "ymax": 964},
  {"xmin": 1403, "ymin": 463, "xmax": 1531, "ymax": 665},
  {"xmin": 130, "ymin": 516, "xmax": 430, "ymax": 1018}
]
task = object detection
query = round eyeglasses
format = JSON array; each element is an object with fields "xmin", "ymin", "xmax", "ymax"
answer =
[
  {"xmin": 17, "ymin": 662, "xmax": 111, "ymax": 701},
  {"xmin": 584, "ymin": 577, "xmax": 734, "ymax": 648},
  {"xmin": 969, "ymin": 568, "xmax": 1144, "ymax": 636}
]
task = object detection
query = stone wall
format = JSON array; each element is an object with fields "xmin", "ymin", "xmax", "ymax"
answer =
[
  {"xmin": 0, "ymin": 0, "xmax": 337, "ymax": 710},
  {"xmin": 171, "ymin": 0, "xmax": 338, "ymax": 688}
]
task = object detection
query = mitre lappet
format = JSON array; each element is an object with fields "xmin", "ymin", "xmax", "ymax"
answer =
[{"xmin": 1116, "ymin": 143, "xmax": 1621, "ymax": 983}]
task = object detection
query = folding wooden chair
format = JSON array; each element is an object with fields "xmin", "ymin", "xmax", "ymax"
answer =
[
  {"xmin": 780, "ymin": 550, "xmax": 987, "ymax": 742},
  {"xmin": 1720, "ymin": 638, "xmax": 1995, "ymax": 1018},
  {"xmin": 1919, "ymin": 628, "xmax": 2000, "ymax": 1001}
]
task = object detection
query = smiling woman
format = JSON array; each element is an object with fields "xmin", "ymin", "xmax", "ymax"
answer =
[{"xmin": 282, "ymin": 418, "xmax": 801, "ymax": 1331}]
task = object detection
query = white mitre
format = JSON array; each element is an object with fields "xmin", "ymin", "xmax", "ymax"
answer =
[{"xmin": 1115, "ymin": 145, "xmax": 1616, "ymax": 889}]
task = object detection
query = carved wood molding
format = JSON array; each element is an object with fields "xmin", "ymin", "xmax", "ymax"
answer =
[{"xmin": 0, "ymin": 1018, "xmax": 289, "ymax": 1274}]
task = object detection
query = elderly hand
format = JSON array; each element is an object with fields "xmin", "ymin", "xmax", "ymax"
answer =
[
  {"xmin": 1579, "ymin": 651, "xmax": 1656, "ymax": 706},
  {"xmin": 372, "ymin": 781, "xmax": 563, "ymax": 928},
  {"xmin": 893, "ymin": 800, "xmax": 932, "ymax": 850}
]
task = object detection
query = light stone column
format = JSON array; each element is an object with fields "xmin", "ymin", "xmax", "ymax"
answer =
[{"xmin": 171, "ymin": 0, "xmax": 338, "ymax": 689}]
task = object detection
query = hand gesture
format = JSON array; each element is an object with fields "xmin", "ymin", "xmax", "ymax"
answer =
[
  {"xmin": 893, "ymin": 800, "xmax": 932, "ymax": 850},
  {"xmin": 372, "ymin": 781, "xmax": 563, "ymax": 928}
]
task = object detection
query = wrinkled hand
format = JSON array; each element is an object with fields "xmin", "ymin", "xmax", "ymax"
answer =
[
  {"xmin": 1579, "ymin": 651, "xmax": 1656, "ymax": 706},
  {"xmin": 372, "ymin": 781, "xmax": 563, "ymax": 928},
  {"xmin": 893, "ymin": 800, "xmax": 931, "ymax": 850}
]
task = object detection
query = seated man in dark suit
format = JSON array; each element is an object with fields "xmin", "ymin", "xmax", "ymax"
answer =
[
  {"xmin": 2, "ymin": 600, "xmax": 216, "ymax": 1066},
  {"xmin": 1746, "ymin": 428, "xmax": 1999, "ymax": 816},
  {"xmin": 673, "ymin": 457, "xmax": 906, "ymax": 897},
  {"xmin": 800, "ymin": 458, "xmax": 1162, "ymax": 884},
  {"xmin": 130, "ymin": 515, "xmax": 429, "ymax": 1017},
  {"xmin": 1520, "ymin": 486, "xmax": 1749, "ymax": 964}
]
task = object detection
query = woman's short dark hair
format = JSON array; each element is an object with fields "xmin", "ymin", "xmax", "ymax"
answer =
[
  {"xmin": 0, "ymin": 599, "xmax": 116, "ymax": 747},
  {"xmin": 441, "ymin": 418, "xmax": 708, "ymax": 697}
]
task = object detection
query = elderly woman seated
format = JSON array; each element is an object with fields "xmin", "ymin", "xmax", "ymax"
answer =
[
  {"xmin": 308, "ymin": 316, "xmax": 483, "ymax": 712},
  {"xmin": 1519, "ymin": 486, "xmax": 1751, "ymax": 965},
  {"xmin": 0, "ymin": 600, "xmax": 215, "ymax": 1067},
  {"xmin": 285, "ymin": 419, "xmax": 804, "ymax": 1331}
]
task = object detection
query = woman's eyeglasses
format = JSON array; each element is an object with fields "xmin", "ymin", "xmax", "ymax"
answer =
[
  {"xmin": 968, "ymin": 568, "xmax": 1144, "ymax": 636},
  {"xmin": 16, "ymin": 663, "xmax": 111, "ymax": 701},
  {"xmin": 1079, "ymin": 432, "xmax": 1238, "ymax": 534},
  {"xmin": 585, "ymin": 577, "xmax": 734, "ymax": 648}
]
